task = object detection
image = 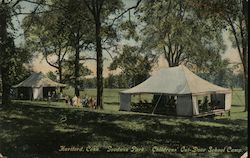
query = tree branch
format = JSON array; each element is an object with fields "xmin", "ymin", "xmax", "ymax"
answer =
[
  {"xmin": 175, "ymin": 45, "xmax": 183, "ymax": 64},
  {"xmin": 110, "ymin": 0, "xmax": 142, "ymax": 26},
  {"xmin": 39, "ymin": 37, "xmax": 59, "ymax": 69},
  {"xmin": 163, "ymin": 46, "xmax": 170, "ymax": 64},
  {"xmin": 239, "ymin": 15, "xmax": 247, "ymax": 73},
  {"xmin": 227, "ymin": 16, "xmax": 244, "ymax": 64},
  {"xmin": 97, "ymin": 0, "xmax": 105, "ymax": 15},
  {"xmin": 83, "ymin": 0, "xmax": 95, "ymax": 15},
  {"xmin": 91, "ymin": 0, "xmax": 97, "ymax": 19},
  {"xmin": 11, "ymin": 0, "xmax": 23, "ymax": 7},
  {"xmin": 44, "ymin": 51, "xmax": 59, "ymax": 69},
  {"xmin": 103, "ymin": 47, "xmax": 113, "ymax": 60},
  {"xmin": 60, "ymin": 46, "xmax": 69, "ymax": 62}
]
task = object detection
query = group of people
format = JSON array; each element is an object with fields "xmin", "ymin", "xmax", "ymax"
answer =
[
  {"xmin": 81, "ymin": 95, "xmax": 97, "ymax": 109},
  {"xmin": 64, "ymin": 95, "xmax": 80, "ymax": 107},
  {"xmin": 64, "ymin": 94, "xmax": 97, "ymax": 109},
  {"xmin": 165, "ymin": 96, "xmax": 177, "ymax": 113},
  {"xmin": 198, "ymin": 96, "xmax": 220, "ymax": 112}
]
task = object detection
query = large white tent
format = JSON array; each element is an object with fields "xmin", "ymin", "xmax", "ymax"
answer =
[
  {"xmin": 119, "ymin": 65, "xmax": 232, "ymax": 116},
  {"xmin": 13, "ymin": 72, "xmax": 66, "ymax": 100}
]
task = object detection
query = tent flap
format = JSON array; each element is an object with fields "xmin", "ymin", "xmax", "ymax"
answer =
[
  {"xmin": 176, "ymin": 95, "xmax": 193, "ymax": 116},
  {"xmin": 225, "ymin": 93, "xmax": 232, "ymax": 110},
  {"xmin": 32, "ymin": 87, "xmax": 43, "ymax": 99},
  {"xmin": 192, "ymin": 95, "xmax": 199, "ymax": 115}
]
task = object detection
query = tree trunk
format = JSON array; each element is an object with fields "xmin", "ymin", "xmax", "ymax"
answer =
[
  {"xmin": 58, "ymin": 65, "xmax": 63, "ymax": 92},
  {"xmin": 1, "ymin": 67, "xmax": 11, "ymax": 105},
  {"xmin": 74, "ymin": 44, "xmax": 80, "ymax": 97},
  {"xmin": 244, "ymin": 75, "xmax": 248, "ymax": 111},
  {"xmin": 242, "ymin": 0, "xmax": 248, "ymax": 112},
  {"xmin": 74, "ymin": 28, "xmax": 80, "ymax": 97},
  {"xmin": 243, "ymin": 54, "xmax": 248, "ymax": 111},
  {"xmin": 95, "ymin": 14, "xmax": 103, "ymax": 109},
  {"xmin": 164, "ymin": 48, "xmax": 180, "ymax": 67},
  {"xmin": 0, "ymin": 3, "xmax": 11, "ymax": 105}
]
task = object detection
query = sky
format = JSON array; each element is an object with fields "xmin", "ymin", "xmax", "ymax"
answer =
[{"xmin": 13, "ymin": 0, "xmax": 242, "ymax": 77}]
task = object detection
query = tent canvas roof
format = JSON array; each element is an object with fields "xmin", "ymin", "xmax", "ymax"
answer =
[
  {"xmin": 121, "ymin": 65, "xmax": 231, "ymax": 95},
  {"xmin": 13, "ymin": 72, "xmax": 66, "ymax": 88}
]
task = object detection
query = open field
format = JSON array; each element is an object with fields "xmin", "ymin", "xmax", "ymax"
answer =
[{"xmin": 0, "ymin": 88, "xmax": 248, "ymax": 158}]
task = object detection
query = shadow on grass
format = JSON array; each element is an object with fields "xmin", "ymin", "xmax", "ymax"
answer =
[
  {"xmin": 191, "ymin": 116, "xmax": 247, "ymax": 127},
  {"xmin": 0, "ymin": 103, "xmax": 247, "ymax": 158}
]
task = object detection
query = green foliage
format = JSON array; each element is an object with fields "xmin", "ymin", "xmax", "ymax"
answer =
[
  {"xmin": 196, "ymin": 58, "xmax": 232, "ymax": 87},
  {"xmin": 22, "ymin": 0, "xmax": 97, "ymax": 96},
  {"xmin": 22, "ymin": 0, "xmax": 95, "ymax": 67},
  {"xmin": 82, "ymin": 77, "xmax": 97, "ymax": 89},
  {"xmin": 189, "ymin": 0, "xmax": 248, "ymax": 52},
  {"xmin": 104, "ymin": 74, "xmax": 119, "ymax": 88},
  {"xmin": 0, "ymin": 35, "xmax": 32, "ymax": 85},
  {"xmin": 119, "ymin": 20, "xmax": 139, "ymax": 41},
  {"xmin": 0, "ymin": 0, "xmax": 35, "ymax": 104},
  {"xmin": 47, "ymin": 71, "xmax": 57, "ymax": 81},
  {"xmin": 109, "ymin": 45, "xmax": 156, "ymax": 87},
  {"xmin": 138, "ymin": 0, "xmax": 226, "ymax": 68},
  {"xmin": 231, "ymin": 72, "xmax": 244, "ymax": 89},
  {"xmin": 61, "ymin": 57, "xmax": 92, "ymax": 87},
  {"xmin": 188, "ymin": 0, "xmax": 248, "ymax": 110},
  {"xmin": 104, "ymin": 74, "xmax": 126, "ymax": 88},
  {"xmin": 60, "ymin": 0, "xmax": 95, "ymax": 48}
]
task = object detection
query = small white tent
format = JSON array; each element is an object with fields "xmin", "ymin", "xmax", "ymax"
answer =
[
  {"xmin": 119, "ymin": 65, "xmax": 231, "ymax": 116},
  {"xmin": 13, "ymin": 72, "xmax": 66, "ymax": 100}
]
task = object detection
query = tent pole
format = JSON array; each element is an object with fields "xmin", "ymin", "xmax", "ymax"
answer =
[{"xmin": 152, "ymin": 94, "xmax": 162, "ymax": 114}]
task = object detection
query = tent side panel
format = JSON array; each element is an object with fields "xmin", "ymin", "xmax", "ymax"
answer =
[
  {"xmin": 176, "ymin": 95, "xmax": 193, "ymax": 116},
  {"xmin": 225, "ymin": 93, "xmax": 232, "ymax": 110},
  {"xmin": 38, "ymin": 87, "xmax": 43, "ymax": 99},
  {"xmin": 192, "ymin": 95, "xmax": 199, "ymax": 115},
  {"xmin": 119, "ymin": 93, "xmax": 131, "ymax": 111}
]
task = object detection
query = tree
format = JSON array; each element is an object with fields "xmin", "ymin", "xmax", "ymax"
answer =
[
  {"xmin": 104, "ymin": 73, "xmax": 116, "ymax": 88},
  {"xmin": 8, "ymin": 47, "xmax": 33, "ymax": 83},
  {"xmin": 82, "ymin": 0, "xmax": 125, "ymax": 109},
  {"xmin": 23, "ymin": 0, "xmax": 96, "ymax": 95},
  {"xmin": 231, "ymin": 71, "xmax": 244, "ymax": 89},
  {"xmin": 23, "ymin": 11, "xmax": 71, "ymax": 92},
  {"xmin": 83, "ymin": 77, "xmax": 97, "ymax": 88},
  {"xmin": 196, "ymin": 58, "xmax": 234, "ymax": 88},
  {"xmin": 0, "ymin": 36, "xmax": 32, "ymax": 103},
  {"xmin": 0, "ymin": 0, "xmax": 47, "ymax": 105},
  {"xmin": 189, "ymin": 0, "xmax": 248, "ymax": 111},
  {"xmin": 109, "ymin": 45, "xmax": 155, "ymax": 87},
  {"xmin": 60, "ymin": 0, "xmax": 95, "ymax": 97},
  {"xmin": 139, "ymin": 0, "xmax": 225, "ymax": 68},
  {"xmin": 0, "ymin": 1, "xmax": 14, "ymax": 105},
  {"xmin": 61, "ymin": 56, "xmax": 92, "ymax": 88},
  {"xmin": 82, "ymin": 0, "xmax": 145, "ymax": 108}
]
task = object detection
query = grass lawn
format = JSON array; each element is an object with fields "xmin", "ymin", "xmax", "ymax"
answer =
[{"xmin": 0, "ymin": 89, "xmax": 248, "ymax": 158}]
